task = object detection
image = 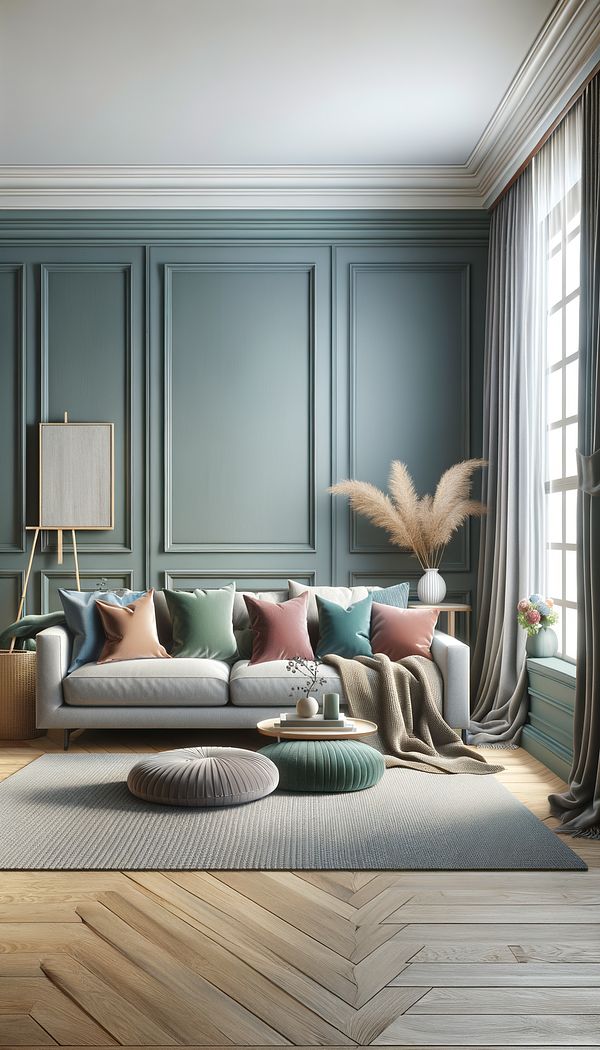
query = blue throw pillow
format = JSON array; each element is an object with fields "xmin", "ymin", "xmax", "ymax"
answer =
[
  {"xmin": 59, "ymin": 589, "xmax": 145, "ymax": 673},
  {"xmin": 369, "ymin": 582, "xmax": 410, "ymax": 608},
  {"xmin": 315, "ymin": 594, "xmax": 373, "ymax": 660}
]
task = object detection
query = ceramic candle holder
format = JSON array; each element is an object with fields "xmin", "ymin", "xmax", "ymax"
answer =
[{"xmin": 323, "ymin": 692, "xmax": 340, "ymax": 719}]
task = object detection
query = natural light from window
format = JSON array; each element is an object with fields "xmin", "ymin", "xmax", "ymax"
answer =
[{"xmin": 545, "ymin": 181, "xmax": 580, "ymax": 661}]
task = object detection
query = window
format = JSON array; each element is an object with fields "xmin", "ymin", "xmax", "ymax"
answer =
[{"xmin": 545, "ymin": 181, "xmax": 580, "ymax": 660}]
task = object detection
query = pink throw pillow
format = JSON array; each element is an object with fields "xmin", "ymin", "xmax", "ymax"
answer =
[
  {"xmin": 370, "ymin": 603, "xmax": 439, "ymax": 661},
  {"xmin": 244, "ymin": 591, "xmax": 314, "ymax": 664}
]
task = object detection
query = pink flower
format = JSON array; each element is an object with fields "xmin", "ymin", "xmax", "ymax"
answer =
[
  {"xmin": 546, "ymin": 597, "xmax": 554, "ymax": 607},
  {"xmin": 526, "ymin": 609, "xmax": 541, "ymax": 625},
  {"xmin": 517, "ymin": 599, "xmax": 530, "ymax": 612}
]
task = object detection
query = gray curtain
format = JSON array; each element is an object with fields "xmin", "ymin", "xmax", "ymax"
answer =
[
  {"xmin": 468, "ymin": 166, "xmax": 545, "ymax": 746},
  {"xmin": 550, "ymin": 74, "xmax": 600, "ymax": 836}
]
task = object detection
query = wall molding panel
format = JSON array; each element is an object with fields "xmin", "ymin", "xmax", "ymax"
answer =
[
  {"xmin": 0, "ymin": 570, "xmax": 24, "ymax": 624},
  {"xmin": 162, "ymin": 262, "xmax": 317, "ymax": 555},
  {"xmin": 39, "ymin": 261, "xmax": 135, "ymax": 555},
  {"xmin": 0, "ymin": 263, "xmax": 26, "ymax": 553},
  {"xmin": 347, "ymin": 261, "xmax": 471, "ymax": 570},
  {"xmin": 40, "ymin": 569, "xmax": 136, "ymax": 614},
  {"xmin": 163, "ymin": 570, "xmax": 316, "ymax": 591},
  {"xmin": 0, "ymin": 211, "xmax": 488, "ymax": 626}
]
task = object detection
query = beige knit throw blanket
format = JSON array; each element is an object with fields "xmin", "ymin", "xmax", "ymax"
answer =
[{"xmin": 325, "ymin": 653, "xmax": 503, "ymax": 775}]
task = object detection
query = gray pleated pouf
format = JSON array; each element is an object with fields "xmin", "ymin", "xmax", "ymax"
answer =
[{"xmin": 127, "ymin": 746, "xmax": 279, "ymax": 807}]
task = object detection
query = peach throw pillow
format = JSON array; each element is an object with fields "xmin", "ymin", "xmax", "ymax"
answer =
[{"xmin": 96, "ymin": 590, "xmax": 171, "ymax": 663}]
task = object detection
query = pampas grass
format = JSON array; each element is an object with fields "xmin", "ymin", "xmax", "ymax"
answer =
[{"xmin": 331, "ymin": 459, "xmax": 486, "ymax": 571}]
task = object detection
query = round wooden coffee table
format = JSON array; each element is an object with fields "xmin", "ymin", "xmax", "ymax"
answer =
[{"xmin": 256, "ymin": 716, "xmax": 378, "ymax": 741}]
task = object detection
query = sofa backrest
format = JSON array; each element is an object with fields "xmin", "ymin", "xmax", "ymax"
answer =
[{"xmin": 153, "ymin": 588, "xmax": 288, "ymax": 653}]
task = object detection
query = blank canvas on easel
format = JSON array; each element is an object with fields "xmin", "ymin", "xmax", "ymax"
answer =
[{"xmin": 39, "ymin": 423, "xmax": 114, "ymax": 530}]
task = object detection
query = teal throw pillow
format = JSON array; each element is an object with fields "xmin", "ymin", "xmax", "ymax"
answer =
[
  {"xmin": 59, "ymin": 589, "xmax": 145, "ymax": 673},
  {"xmin": 164, "ymin": 583, "xmax": 237, "ymax": 660},
  {"xmin": 369, "ymin": 582, "xmax": 410, "ymax": 608},
  {"xmin": 315, "ymin": 594, "xmax": 373, "ymax": 660}
]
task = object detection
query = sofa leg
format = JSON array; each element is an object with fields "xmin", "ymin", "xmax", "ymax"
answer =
[{"xmin": 63, "ymin": 729, "xmax": 72, "ymax": 751}]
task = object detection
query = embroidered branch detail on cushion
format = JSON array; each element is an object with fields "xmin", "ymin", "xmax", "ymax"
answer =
[
  {"xmin": 370, "ymin": 603, "xmax": 439, "ymax": 661},
  {"xmin": 96, "ymin": 590, "xmax": 171, "ymax": 663},
  {"xmin": 243, "ymin": 591, "xmax": 314, "ymax": 664}
]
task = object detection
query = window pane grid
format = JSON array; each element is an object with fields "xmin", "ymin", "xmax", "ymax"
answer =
[{"xmin": 544, "ymin": 182, "xmax": 580, "ymax": 661}]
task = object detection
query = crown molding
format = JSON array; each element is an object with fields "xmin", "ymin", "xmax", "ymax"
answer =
[
  {"xmin": 0, "ymin": 163, "xmax": 481, "ymax": 210},
  {"xmin": 472, "ymin": 0, "xmax": 600, "ymax": 206},
  {"xmin": 0, "ymin": 1, "xmax": 597, "ymax": 211}
]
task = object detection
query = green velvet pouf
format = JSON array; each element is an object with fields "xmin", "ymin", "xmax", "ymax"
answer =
[{"xmin": 259, "ymin": 739, "xmax": 385, "ymax": 793}]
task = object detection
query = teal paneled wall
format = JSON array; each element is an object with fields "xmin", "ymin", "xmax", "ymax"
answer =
[{"xmin": 0, "ymin": 211, "xmax": 489, "ymax": 629}]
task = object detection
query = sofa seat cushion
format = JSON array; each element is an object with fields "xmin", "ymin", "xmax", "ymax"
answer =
[
  {"xmin": 229, "ymin": 659, "xmax": 345, "ymax": 707},
  {"xmin": 63, "ymin": 658, "xmax": 230, "ymax": 707}
]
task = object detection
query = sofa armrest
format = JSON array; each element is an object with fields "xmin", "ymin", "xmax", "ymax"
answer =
[
  {"xmin": 430, "ymin": 630, "xmax": 470, "ymax": 729},
  {"xmin": 36, "ymin": 626, "xmax": 72, "ymax": 727}
]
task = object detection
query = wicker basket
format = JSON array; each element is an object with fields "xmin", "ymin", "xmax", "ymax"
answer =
[{"xmin": 0, "ymin": 650, "xmax": 44, "ymax": 739}]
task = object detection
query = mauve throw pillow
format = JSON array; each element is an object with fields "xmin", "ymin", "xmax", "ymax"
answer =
[
  {"xmin": 370, "ymin": 603, "xmax": 439, "ymax": 661},
  {"xmin": 96, "ymin": 590, "xmax": 171, "ymax": 663},
  {"xmin": 244, "ymin": 591, "xmax": 314, "ymax": 664}
]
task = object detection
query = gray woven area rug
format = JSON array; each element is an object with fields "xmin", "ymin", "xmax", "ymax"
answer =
[{"xmin": 0, "ymin": 753, "xmax": 586, "ymax": 870}]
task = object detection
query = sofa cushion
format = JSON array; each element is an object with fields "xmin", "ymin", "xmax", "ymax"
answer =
[
  {"xmin": 229, "ymin": 659, "xmax": 344, "ymax": 707},
  {"xmin": 315, "ymin": 594, "xmax": 373, "ymax": 660},
  {"xmin": 369, "ymin": 582, "xmax": 410, "ymax": 608},
  {"xmin": 288, "ymin": 580, "xmax": 369, "ymax": 643},
  {"xmin": 164, "ymin": 583, "xmax": 237, "ymax": 660},
  {"xmin": 244, "ymin": 591, "xmax": 314, "ymax": 664},
  {"xmin": 153, "ymin": 590, "xmax": 173, "ymax": 650},
  {"xmin": 153, "ymin": 588, "xmax": 289, "ymax": 662},
  {"xmin": 64, "ymin": 658, "xmax": 230, "ymax": 707},
  {"xmin": 370, "ymin": 604, "xmax": 439, "ymax": 661},
  {"xmin": 96, "ymin": 591, "xmax": 170, "ymax": 663},
  {"xmin": 59, "ymin": 587, "xmax": 145, "ymax": 673}
]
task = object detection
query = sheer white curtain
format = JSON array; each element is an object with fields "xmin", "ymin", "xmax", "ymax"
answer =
[
  {"xmin": 469, "ymin": 103, "xmax": 582, "ymax": 745},
  {"xmin": 532, "ymin": 107, "xmax": 583, "ymax": 659}
]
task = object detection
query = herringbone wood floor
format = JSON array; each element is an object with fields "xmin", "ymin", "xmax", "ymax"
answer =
[{"xmin": 0, "ymin": 730, "xmax": 598, "ymax": 1048}]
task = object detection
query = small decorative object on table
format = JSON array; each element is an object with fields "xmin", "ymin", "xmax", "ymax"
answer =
[
  {"xmin": 517, "ymin": 594, "xmax": 559, "ymax": 657},
  {"xmin": 330, "ymin": 458, "xmax": 487, "ymax": 606},
  {"xmin": 286, "ymin": 655, "xmax": 327, "ymax": 719},
  {"xmin": 323, "ymin": 691, "xmax": 340, "ymax": 719}
]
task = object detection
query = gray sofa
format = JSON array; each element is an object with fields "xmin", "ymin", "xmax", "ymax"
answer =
[{"xmin": 36, "ymin": 588, "xmax": 470, "ymax": 748}]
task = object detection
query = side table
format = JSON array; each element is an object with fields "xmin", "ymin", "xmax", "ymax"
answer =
[{"xmin": 409, "ymin": 601, "xmax": 471, "ymax": 640}]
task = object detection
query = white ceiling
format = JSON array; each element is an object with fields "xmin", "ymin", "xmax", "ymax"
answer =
[{"xmin": 0, "ymin": 0, "xmax": 557, "ymax": 166}]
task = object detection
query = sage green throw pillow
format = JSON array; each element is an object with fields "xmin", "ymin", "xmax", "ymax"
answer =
[
  {"xmin": 315, "ymin": 593, "xmax": 373, "ymax": 660},
  {"xmin": 164, "ymin": 584, "xmax": 237, "ymax": 660}
]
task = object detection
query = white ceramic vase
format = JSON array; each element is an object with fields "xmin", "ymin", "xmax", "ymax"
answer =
[
  {"xmin": 296, "ymin": 695, "xmax": 319, "ymax": 718},
  {"xmin": 417, "ymin": 567, "xmax": 446, "ymax": 604},
  {"xmin": 526, "ymin": 627, "xmax": 559, "ymax": 658}
]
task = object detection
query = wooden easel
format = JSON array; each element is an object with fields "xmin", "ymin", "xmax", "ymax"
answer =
[{"xmin": 9, "ymin": 412, "xmax": 81, "ymax": 653}]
